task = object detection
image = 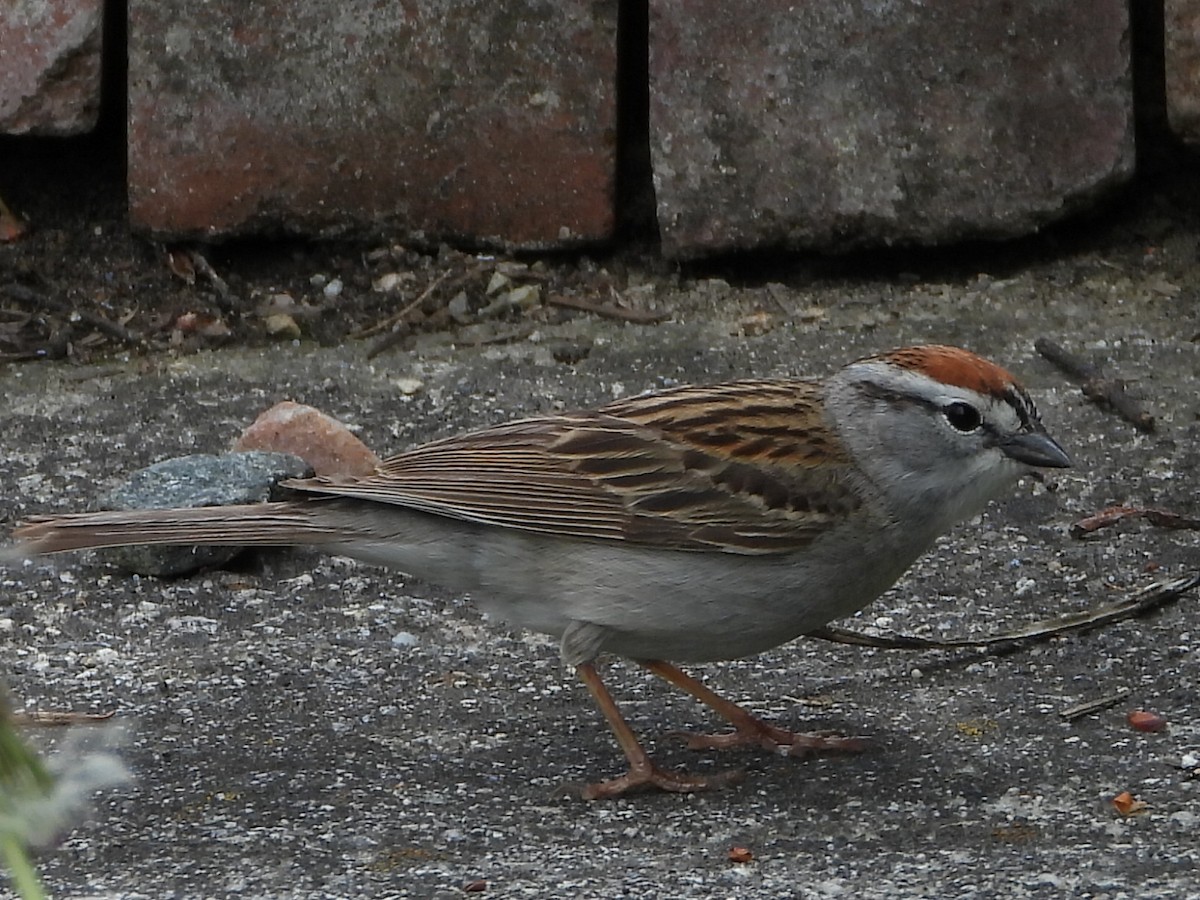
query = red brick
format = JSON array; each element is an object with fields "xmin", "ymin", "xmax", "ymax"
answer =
[
  {"xmin": 649, "ymin": 0, "xmax": 1134, "ymax": 257},
  {"xmin": 0, "ymin": 0, "xmax": 103, "ymax": 136},
  {"xmin": 128, "ymin": 1, "xmax": 617, "ymax": 249}
]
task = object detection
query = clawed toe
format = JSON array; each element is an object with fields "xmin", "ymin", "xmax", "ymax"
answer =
[
  {"xmin": 638, "ymin": 660, "xmax": 867, "ymax": 759},
  {"xmin": 671, "ymin": 724, "xmax": 869, "ymax": 757},
  {"xmin": 771, "ymin": 731, "xmax": 869, "ymax": 757},
  {"xmin": 576, "ymin": 762, "xmax": 744, "ymax": 801},
  {"xmin": 574, "ymin": 661, "xmax": 746, "ymax": 801},
  {"xmin": 576, "ymin": 659, "xmax": 867, "ymax": 802}
]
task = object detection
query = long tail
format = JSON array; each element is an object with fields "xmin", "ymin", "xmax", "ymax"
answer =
[{"xmin": 7, "ymin": 502, "xmax": 350, "ymax": 556}]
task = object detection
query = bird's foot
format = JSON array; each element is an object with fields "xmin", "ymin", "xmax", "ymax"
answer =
[{"xmin": 637, "ymin": 660, "xmax": 868, "ymax": 758}]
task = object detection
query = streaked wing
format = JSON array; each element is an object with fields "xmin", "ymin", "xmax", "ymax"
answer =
[{"xmin": 284, "ymin": 380, "xmax": 864, "ymax": 555}]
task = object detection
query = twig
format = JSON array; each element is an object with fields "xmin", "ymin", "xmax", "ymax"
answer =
[
  {"xmin": 354, "ymin": 269, "xmax": 455, "ymax": 340},
  {"xmin": 17, "ymin": 287, "xmax": 148, "ymax": 351},
  {"xmin": 1071, "ymin": 505, "xmax": 1200, "ymax": 538},
  {"xmin": 457, "ymin": 325, "xmax": 536, "ymax": 347},
  {"xmin": 1144, "ymin": 509, "xmax": 1200, "ymax": 529},
  {"xmin": 1034, "ymin": 338, "xmax": 1155, "ymax": 433},
  {"xmin": 74, "ymin": 309, "xmax": 148, "ymax": 349},
  {"xmin": 548, "ymin": 293, "xmax": 671, "ymax": 324},
  {"xmin": 1059, "ymin": 689, "xmax": 1131, "ymax": 721},
  {"xmin": 358, "ymin": 271, "xmax": 461, "ymax": 360},
  {"xmin": 38, "ymin": 323, "xmax": 74, "ymax": 360},
  {"xmin": 187, "ymin": 250, "xmax": 236, "ymax": 307},
  {"xmin": 11, "ymin": 710, "xmax": 116, "ymax": 727},
  {"xmin": 807, "ymin": 574, "xmax": 1200, "ymax": 650},
  {"xmin": 364, "ymin": 327, "xmax": 406, "ymax": 359}
]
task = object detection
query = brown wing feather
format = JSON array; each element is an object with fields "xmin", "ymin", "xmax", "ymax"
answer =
[{"xmin": 283, "ymin": 380, "xmax": 864, "ymax": 555}]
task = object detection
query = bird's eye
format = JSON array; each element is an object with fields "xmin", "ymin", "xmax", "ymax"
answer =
[{"xmin": 943, "ymin": 401, "xmax": 982, "ymax": 433}]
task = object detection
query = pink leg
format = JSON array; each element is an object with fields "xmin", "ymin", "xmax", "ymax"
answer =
[{"xmin": 575, "ymin": 662, "xmax": 743, "ymax": 800}]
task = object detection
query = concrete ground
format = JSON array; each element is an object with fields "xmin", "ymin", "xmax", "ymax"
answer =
[{"xmin": 1, "ymin": 229, "xmax": 1199, "ymax": 898}]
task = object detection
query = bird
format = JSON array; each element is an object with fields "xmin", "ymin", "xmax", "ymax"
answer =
[{"xmin": 8, "ymin": 344, "xmax": 1071, "ymax": 799}]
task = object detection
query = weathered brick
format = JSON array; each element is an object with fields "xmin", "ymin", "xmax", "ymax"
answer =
[
  {"xmin": 1167, "ymin": 0, "xmax": 1200, "ymax": 146},
  {"xmin": 0, "ymin": 0, "xmax": 103, "ymax": 136},
  {"xmin": 128, "ymin": 1, "xmax": 617, "ymax": 248},
  {"xmin": 649, "ymin": 1, "xmax": 1134, "ymax": 258}
]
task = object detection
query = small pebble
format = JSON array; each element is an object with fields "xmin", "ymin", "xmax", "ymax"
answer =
[
  {"xmin": 372, "ymin": 272, "xmax": 406, "ymax": 293},
  {"xmin": 264, "ymin": 313, "xmax": 301, "ymax": 339},
  {"xmin": 1126, "ymin": 709, "xmax": 1168, "ymax": 733}
]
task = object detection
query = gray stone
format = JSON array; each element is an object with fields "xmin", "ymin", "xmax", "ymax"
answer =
[{"xmin": 97, "ymin": 451, "xmax": 311, "ymax": 576}]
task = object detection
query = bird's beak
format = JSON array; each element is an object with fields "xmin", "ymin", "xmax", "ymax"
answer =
[{"xmin": 1001, "ymin": 432, "xmax": 1072, "ymax": 468}]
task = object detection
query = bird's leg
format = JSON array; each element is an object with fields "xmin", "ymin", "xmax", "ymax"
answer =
[
  {"xmin": 574, "ymin": 662, "xmax": 743, "ymax": 800},
  {"xmin": 639, "ymin": 659, "xmax": 868, "ymax": 757}
]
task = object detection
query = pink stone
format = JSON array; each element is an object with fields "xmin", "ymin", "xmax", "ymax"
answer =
[{"xmin": 235, "ymin": 401, "xmax": 379, "ymax": 478}]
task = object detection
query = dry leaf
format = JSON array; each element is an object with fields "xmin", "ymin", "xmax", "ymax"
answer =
[
  {"xmin": 1111, "ymin": 791, "xmax": 1148, "ymax": 816},
  {"xmin": 174, "ymin": 312, "xmax": 231, "ymax": 337},
  {"xmin": 955, "ymin": 719, "xmax": 997, "ymax": 738},
  {"xmin": 167, "ymin": 248, "xmax": 197, "ymax": 283},
  {"xmin": 0, "ymin": 194, "xmax": 29, "ymax": 242},
  {"xmin": 728, "ymin": 846, "xmax": 753, "ymax": 864}
]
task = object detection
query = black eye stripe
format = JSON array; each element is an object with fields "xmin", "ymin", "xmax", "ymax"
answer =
[
  {"xmin": 1004, "ymin": 386, "xmax": 1042, "ymax": 430},
  {"xmin": 853, "ymin": 380, "xmax": 1044, "ymax": 434}
]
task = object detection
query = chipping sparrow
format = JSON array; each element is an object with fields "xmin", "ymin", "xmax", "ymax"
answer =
[{"xmin": 10, "ymin": 345, "xmax": 1070, "ymax": 799}]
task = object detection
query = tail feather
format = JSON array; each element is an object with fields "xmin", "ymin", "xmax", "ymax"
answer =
[{"xmin": 8, "ymin": 502, "xmax": 348, "ymax": 556}]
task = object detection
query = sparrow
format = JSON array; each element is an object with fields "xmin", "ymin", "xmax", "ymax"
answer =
[{"xmin": 8, "ymin": 345, "xmax": 1071, "ymax": 799}]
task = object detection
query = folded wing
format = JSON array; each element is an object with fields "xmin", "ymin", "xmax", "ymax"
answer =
[{"xmin": 286, "ymin": 380, "xmax": 864, "ymax": 556}]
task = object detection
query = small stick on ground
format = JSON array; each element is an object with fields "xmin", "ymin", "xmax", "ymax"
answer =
[
  {"xmin": 74, "ymin": 309, "xmax": 149, "ymax": 350},
  {"xmin": 19, "ymin": 287, "xmax": 149, "ymax": 351},
  {"xmin": 359, "ymin": 271, "xmax": 458, "ymax": 359},
  {"xmin": 1059, "ymin": 689, "xmax": 1132, "ymax": 721},
  {"xmin": 808, "ymin": 573, "xmax": 1200, "ymax": 650},
  {"xmin": 548, "ymin": 293, "xmax": 671, "ymax": 324},
  {"xmin": 12, "ymin": 709, "xmax": 116, "ymax": 727},
  {"xmin": 457, "ymin": 325, "xmax": 537, "ymax": 347},
  {"xmin": 188, "ymin": 250, "xmax": 237, "ymax": 308},
  {"xmin": 1071, "ymin": 505, "xmax": 1200, "ymax": 537},
  {"xmin": 1034, "ymin": 338, "xmax": 1155, "ymax": 432},
  {"xmin": 355, "ymin": 269, "xmax": 454, "ymax": 342}
]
